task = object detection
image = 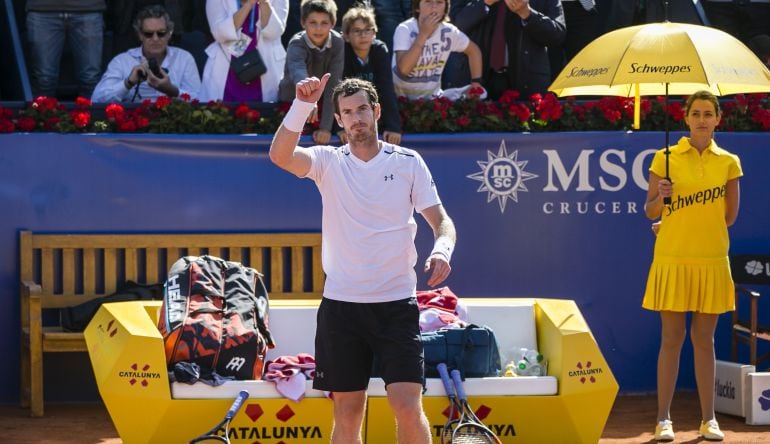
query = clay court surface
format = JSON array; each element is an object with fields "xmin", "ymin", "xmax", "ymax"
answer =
[{"xmin": 2, "ymin": 391, "xmax": 769, "ymax": 443}]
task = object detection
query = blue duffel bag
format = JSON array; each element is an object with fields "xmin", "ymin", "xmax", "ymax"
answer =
[{"xmin": 421, "ymin": 324, "xmax": 502, "ymax": 378}]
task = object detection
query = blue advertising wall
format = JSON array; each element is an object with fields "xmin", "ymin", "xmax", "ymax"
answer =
[{"xmin": 1, "ymin": 132, "xmax": 768, "ymax": 403}]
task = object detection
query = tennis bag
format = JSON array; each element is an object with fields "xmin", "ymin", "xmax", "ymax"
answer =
[
  {"xmin": 422, "ymin": 324, "xmax": 502, "ymax": 378},
  {"xmin": 158, "ymin": 255, "xmax": 275, "ymax": 380}
]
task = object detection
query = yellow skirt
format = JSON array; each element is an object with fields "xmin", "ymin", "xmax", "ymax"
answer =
[{"xmin": 642, "ymin": 255, "xmax": 735, "ymax": 314}]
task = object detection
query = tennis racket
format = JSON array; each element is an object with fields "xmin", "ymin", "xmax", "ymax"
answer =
[
  {"xmin": 437, "ymin": 363, "xmax": 463, "ymax": 444},
  {"xmin": 189, "ymin": 390, "xmax": 250, "ymax": 443},
  {"xmin": 450, "ymin": 369, "xmax": 502, "ymax": 444}
]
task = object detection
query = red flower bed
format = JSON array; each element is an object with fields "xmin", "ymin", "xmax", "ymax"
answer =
[{"xmin": 1, "ymin": 92, "xmax": 768, "ymax": 135}]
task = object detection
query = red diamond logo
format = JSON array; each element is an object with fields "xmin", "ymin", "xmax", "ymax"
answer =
[
  {"xmin": 109, "ymin": 329, "xmax": 117, "ymax": 337},
  {"xmin": 129, "ymin": 378, "xmax": 136, "ymax": 385},
  {"xmin": 442, "ymin": 405, "xmax": 459, "ymax": 419},
  {"xmin": 276, "ymin": 404, "xmax": 295, "ymax": 422},
  {"xmin": 245, "ymin": 404, "xmax": 263, "ymax": 422},
  {"xmin": 580, "ymin": 377, "xmax": 586, "ymax": 384},
  {"xmin": 143, "ymin": 364, "xmax": 150, "ymax": 371},
  {"xmin": 475, "ymin": 405, "xmax": 491, "ymax": 420},
  {"xmin": 107, "ymin": 320, "xmax": 114, "ymax": 330},
  {"xmin": 141, "ymin": 380, "xmax": 148, "ymax": 387}
]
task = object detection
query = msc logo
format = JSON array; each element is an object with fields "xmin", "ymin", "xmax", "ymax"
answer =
[
  {"xmin": 466, "ymin": 140, "xmax": 538, "ymax": 213},
  {"xmin": 225, "ymin": 357, "xmax": 247, "ymax": 372},
  {"xmin": 745, "ymin": 260, "xmax": 769, "ymax": 276}
]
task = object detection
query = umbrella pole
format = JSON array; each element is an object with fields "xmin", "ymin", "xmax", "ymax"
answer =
[{"xmin": 663, "ymin": 82, "xmax": 671, "ymax": 205}]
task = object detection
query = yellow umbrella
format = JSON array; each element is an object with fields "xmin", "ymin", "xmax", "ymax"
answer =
[
  {"xmin": 548, "ymin": 21, "xmax": 770, "ymax": 203},
  {"xmin": 549, "ymin": 21, "xmax": 770, "ymax": 128}
]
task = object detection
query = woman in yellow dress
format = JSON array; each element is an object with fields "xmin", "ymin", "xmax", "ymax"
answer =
[{"xmin": 642, "ymin": 90, "xmax": 743, "ymax": 442}]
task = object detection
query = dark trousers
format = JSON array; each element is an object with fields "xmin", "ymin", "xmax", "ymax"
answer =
[
  {"xmin": 563, "ymin": 2, "xmax": 601, "ymax": 62},
  {"xmin": 486, "ymin": 69, "xmax": 512, "ymax": 101},
  {"xmin": 702, "ymin": 1, "xmax": 770, "ymax": 45}
]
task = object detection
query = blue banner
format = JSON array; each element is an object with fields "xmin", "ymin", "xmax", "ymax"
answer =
[{"xmin": 1, "ymin": 132, "xmax": 768, "ymax": 402}]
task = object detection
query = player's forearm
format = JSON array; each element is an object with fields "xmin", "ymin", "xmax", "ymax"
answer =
[{"xmin": 269, "ymin": 99, "xmax": 314, "ymax": 172}]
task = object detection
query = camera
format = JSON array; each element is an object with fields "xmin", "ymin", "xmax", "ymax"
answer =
[
  {"xmin": 139, "ymin": 57, "xmax": 164, "ymax": 80},
  {"xmin": 147, "ymin": 57, "xmax": 163, "ymax": 77}
]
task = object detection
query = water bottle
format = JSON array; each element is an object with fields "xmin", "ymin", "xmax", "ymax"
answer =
[{"xmin": 508, "ymin": 347, "xmax": 545, "ymax": 376}]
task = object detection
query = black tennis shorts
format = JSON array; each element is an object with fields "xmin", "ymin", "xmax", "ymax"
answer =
[{"xmin": 312, "ymin": 297, "xmax": 424, "ymax": 392}]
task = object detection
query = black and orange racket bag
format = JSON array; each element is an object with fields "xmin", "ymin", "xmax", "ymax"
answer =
[{"xmin": 158, "ymin": 255, "xmax": 275, "ymax": 380}]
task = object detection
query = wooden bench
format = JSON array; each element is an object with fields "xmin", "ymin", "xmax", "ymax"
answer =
[{"xmin": 19, "ymin": 230, "xmax": 323, "ymax": 417}]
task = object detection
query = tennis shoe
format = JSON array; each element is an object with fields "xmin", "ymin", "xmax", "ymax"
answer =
[
  {"xmin": 654, "ymin": 419, "xmax": 674, "ymax": 442},
  {"xmin": 699, "ymin": 419, "xmax": 724, "ymax": 441}
]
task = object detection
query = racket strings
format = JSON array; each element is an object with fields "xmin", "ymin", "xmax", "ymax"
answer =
[{"xmin": 452, "ymin": 423, "xmax": 497, "ymax": 444}]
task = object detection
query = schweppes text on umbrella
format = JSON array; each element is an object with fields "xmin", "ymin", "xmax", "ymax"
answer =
[
  {"xmin": 565, "ymin": 67, "xmax": 610, "ymax": 78},
  {"xmin": 628, "ymin": 63, "xmax": 692, "ymax": 74}
]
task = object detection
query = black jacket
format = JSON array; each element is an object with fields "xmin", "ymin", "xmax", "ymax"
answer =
[{"xmin": 447, "ymin": 0, "xmax": 566, "ymax": 97}]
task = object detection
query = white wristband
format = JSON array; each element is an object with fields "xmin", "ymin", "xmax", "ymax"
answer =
[
  {"xmin": 282, "ymin": 98, "xmax": 315, "ymax": 133},
  {"xmin": 430, "ymin": 236, "xmax": 455, "ymax": 262}
]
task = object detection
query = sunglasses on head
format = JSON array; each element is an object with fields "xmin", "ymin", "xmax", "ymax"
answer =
[{"xmin": 141, "ymin": 30, "xmax": 169, "ymax": 38}]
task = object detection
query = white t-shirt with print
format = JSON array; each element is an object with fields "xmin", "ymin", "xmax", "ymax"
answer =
[
  {"xmin": 391, "ymin": 18, "xmax": 470, "ymax": 99},
  {"xmin": 304, "ymin": 142, "xmax": 442, "ymax": 303}
]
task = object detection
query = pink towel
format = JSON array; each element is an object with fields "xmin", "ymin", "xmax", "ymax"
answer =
[{"xmin": 264, "ymin": 353, "xmax": 317, "ymax": 402}]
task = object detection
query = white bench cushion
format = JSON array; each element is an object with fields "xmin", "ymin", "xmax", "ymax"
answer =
[
  {"xmin": 172, "ymin": 376, "xmax": 558, "ymax": 399},
  {"xmin": 264, "ymin": 299, "xmax": 538, "ymax": 363},
  {"xmin": 172, "ymin": 298, "xmax": 552, "ymax": 400}
]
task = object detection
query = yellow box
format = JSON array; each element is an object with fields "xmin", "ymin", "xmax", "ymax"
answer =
[
  {"xmin": 368, "ymin": 299, "xmax": 617, "ymax": 443},
  {"xmin": 85, "ymin": 298, "xmax": 617, "ymax": 443}
]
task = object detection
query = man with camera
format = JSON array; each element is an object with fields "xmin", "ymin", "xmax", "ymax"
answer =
[{"xmin": 92, "ymin": 4, "xmax": 201, "ymax": 103}]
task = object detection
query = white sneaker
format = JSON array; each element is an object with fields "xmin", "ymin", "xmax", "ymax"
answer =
[
  {"xmin": 699, "ymin": 419, "xmax": 724, "ymax": 441},
  {"xmin": 654, "ymin": 419, "xmax": 674, "ymax": 442}
]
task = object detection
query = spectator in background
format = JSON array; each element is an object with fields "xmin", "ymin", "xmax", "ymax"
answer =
[
  {"xmin": 336, "ymin": 0, "xmax": 412, "ymax": 55},
  {"xmin": 25, "ymin": 0, "xmax": 106, "ymax": 98},
  {"xmin": 546, "ymin": 0, "xmax": 599, "ymax": 85},
  {"xmin": 392, "ymin": 0, "xmax": 483, "ymax": 99},
  {"xmin": 110, "ymin": 0, "xmax": 172, "ymax": 54},
  {"xmin": 605, "ymin": 0, "xmax": 704, "ymax": 32},
  {"xmin": 559, "ymin": 0, "xmax": 599, "ymax": 64},
  {"xmin": 443, "ymin": 0, "xmax": 565, "ymax": 100},
  {"xmin": 92, "ymin": 5, "xmax": 200, "ymax": 102},
  {"xmin": 341, "ymin": 5, "xmax": 402, "ymax": 144},
  {"xmin": 603, "ymin": 0, "xmax": 644, "ymax": 31},
  {"xmin": 199, "ymin": 0, "xmax": 288, "ymax": 102},
  {"xmin": 749, "ymin": 34, "xmax": 770, "ymax": 67},
  {"xmin": 278, "ymin": 0, "xmax": 344, "ymax": 145},
  {"xmin": 108, "ymin": 1, "xmax": 210, "ymax": 75},
  {"xmin": 702, "ymin": 0, "xmax": 770, "ymax": 52}
]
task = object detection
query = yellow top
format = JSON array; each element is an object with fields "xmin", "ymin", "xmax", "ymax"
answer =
[{"xmin": 642, "ymin": 137, "xmax": 743, "ymax": 313}]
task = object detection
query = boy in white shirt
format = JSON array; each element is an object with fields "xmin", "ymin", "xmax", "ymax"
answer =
[{"xmin": 392, "ymin": 0, "xmax": 483, "ymax": 99}]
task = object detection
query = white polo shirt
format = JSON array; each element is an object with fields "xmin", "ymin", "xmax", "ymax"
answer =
[{"xmin": 304, "ymin": 142, "xmax": 441, "ymax": 303}]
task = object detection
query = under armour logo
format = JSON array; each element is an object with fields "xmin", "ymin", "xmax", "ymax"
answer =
[
  {"xmin": 225, "ymin": 357, "xmax": 247, "ymax": 371},
  {"xmin": 316, "ymin": 371, "xmax": 324, "ymax": 379},
  {"xmin": 384, "ymin": 174, "xmax": 394, "ymax": 181}
]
